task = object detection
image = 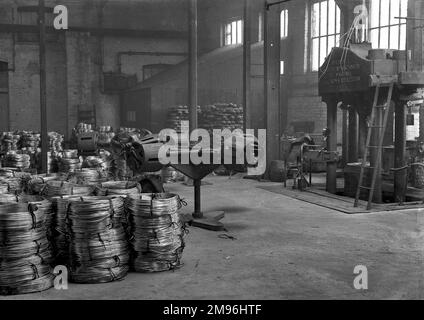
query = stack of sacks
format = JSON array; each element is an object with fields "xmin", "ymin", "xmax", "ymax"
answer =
[{"xmin": 199, "ymin": 103, "xmax": 244, "ymax": 133}]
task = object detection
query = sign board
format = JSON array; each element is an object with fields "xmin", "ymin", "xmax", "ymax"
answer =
[{"xmin": 319, "ymin": 47, "xmax": 372, "ymax": 95}]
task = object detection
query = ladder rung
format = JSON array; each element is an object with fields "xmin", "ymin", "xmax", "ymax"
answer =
[
  {"xmin": 359, "ymin": 186, "xmax": 372, "ymax": 190},
  {"xmin": 363, "ymin": 166, "xmax": 376, "ymax": 169}
]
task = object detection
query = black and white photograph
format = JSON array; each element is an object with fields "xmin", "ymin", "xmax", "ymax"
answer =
[{"xmin": 0, "ymin": 0, "xmax": 423, "ymax": 308}]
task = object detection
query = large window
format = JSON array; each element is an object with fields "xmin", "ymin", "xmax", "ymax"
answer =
[
  {"xmin": 311, "ymin": 0, "xmax": 341, "ymax": 71},
  {"xmin": 281, "ymin": 9, "xmax": 288, "ymax": 38},
  {"xmin": 223, "ymin": 19, "xmax": 243, "ymax": 46},
  {"xmin": 369, "ymin": 0, "xmax": 408, "ymax": 50}
]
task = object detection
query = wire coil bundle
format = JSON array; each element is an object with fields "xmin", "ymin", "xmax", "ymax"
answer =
[
  {"xmin": 0, "ymin": 202, "xmax": 54, "ymax": 295},
  {"xmin": 126, "ymin": 193, "xmax": 187, "ymax": 273},
  {"xmin": 0, "ymin": 167, "xmax": 18, "ymax": 178},
  {"xmin": 0, "ymin": 132, "xmax": 20, "ymax": 153},
  {"xmin": 26, "ymin": 174, "xmax": 59, "ymax": 195},
  {"xmin": 66, "ymin": 196, "xmax": 130, "ymax": 283},
  {"xmin": 48, "ymin": 132, "xmax": 64, "ymax": 153},
  {"xmin": 42, "ymin": 180, "xmax": 94, "ymax": 198},
  {"xmin": 58, "ymin": 150, "xmax": 81, "ymax": 173},
  {"xmin": 19, "ymin": 131, "xmax": 41, "ymax": 152},
  {"xmin": 96, "ymin": 181, "xmax": 141, "ymax": 196},
  {"xmin": 3, "ymin": 152, "xmax": 31, "ymax": 169},
  {"xmin": 69, "ymin": 168, "xmax": 108, "ymax": 185}
]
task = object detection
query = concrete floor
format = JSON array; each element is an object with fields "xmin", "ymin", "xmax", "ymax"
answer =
[{"xmin": 2, "ymin": 175, "xmax": 424, "ymax": 300}]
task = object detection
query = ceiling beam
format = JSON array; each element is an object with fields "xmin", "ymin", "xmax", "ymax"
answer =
[{"xmin": 0, "ymin": 24, "xmax": 188, "ymax": 39}]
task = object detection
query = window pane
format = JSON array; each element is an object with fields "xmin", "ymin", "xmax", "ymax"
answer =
[
  {"xmin": 237, "ymin": 20, "xmax": 242, "ymax": 44},
  {"xmin": 380, "ymin": 1, "xmax": 389, "ymax": 26},
  {"xmin": 390, "ymin": 0, "xmax": 400, "ymax": 25},
  {"xmin": 281, "ymin": 10, "xmax": 288, "ymax": 37},
  {"xmin": 370, "ymin": 0, "xmax": 380, "ymax": 28},
  {"xmin": 399, "ymin": 23, "xmax": 406, "ymax": 50},
  {"xmin": 336, "ymin": 5, "xmax": 340, "ymax": 34},
  {"xmin": 320, "ymin": 1, "xmax": 327, "ymax": 36},
  {"xmin": 312, "ymin": 2, "xmax": 320, "ymax": 38},
  {"xmin": 312, "ymin": 38, "xmax": 319, "ymax": 71},
  {"xmin": 285, "ymin": 10, "xmax": 288, "ymax": 36},
  {"xmin": 328, "ymin": 0, "xmax": 335, "ymax": 34},
  {"xmin": 320, "ymin": 36, "xmax": 327, "ymax": 66},
  {"xmin": 335, "ymin": 34, "xmax": 340, "ymax": 47},
  {"xmin": 370, "ymin": 28, "xmax": 379, "ymax": 48},
  {"xmin": 231, "ymin": 21, "xmax": 237, "ymax": 44},
  {"xmin": 400, "ymin": 0, "xmax": 408, "ymax": 18},
  {"xmin": 380, "ymin": 26, "xmax": 389, "ymax": 48},
  {"xmin": 327, "ymin": 35, "xmax": 335, "ymax": 54},
  {"xmin": 280, "ymin": 61, "xmax": 285, "ymax": 75},
  {"xmin": 389, "ymin": 25, "xmax": 399, "ymax": 49}
]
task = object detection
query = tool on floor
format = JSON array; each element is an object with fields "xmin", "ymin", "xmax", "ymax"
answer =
[{"xmin": 354, "ymin": 82, "xmax": 394, "ymax": 210}]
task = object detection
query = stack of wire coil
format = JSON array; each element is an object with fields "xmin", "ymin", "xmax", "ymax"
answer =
[
  {"xmin": 66, "ymin": 196, "xmax": 130, "ymax": 283},
  {"xmin": 50, "ymin": 195, "xmax": 81, "ymax": 265},
  {"xmin": 72, "ymin": 168, "xmax": 109, "ymax": 185},
  {"xmin": 96, "ymin": 181, "xmax": 141, "ymax": 196},
  {"xmin": 58, "ymin": 150, "xmax": 81, "ymax": 173},
  {"xmin": 26, "ymin": 174, "xmax": 59, "ymax": 195},
  {"xmin": 42, "ymin": 180, "xmax": 94, "ymax": 198},
  {"xmin": 0, "ymin": 202, "xmax": 54, "ymax": 295},
  {"xmin": 0, "ymin": 172, "xmax": 31, "ymax": 195},
  {"xmin": 3, "ymin": 152, "xmax": 31, "ymax": 169},
  {"xmin": 126, "ymin": 193, "xmax": 187, "ymax": 273},
  {"xmin": 82, "ymin": 154, "xmax": 110, "ymax": 172}
]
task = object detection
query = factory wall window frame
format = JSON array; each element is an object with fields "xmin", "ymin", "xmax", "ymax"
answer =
[
  {"xmin": 281, "ymin": 9, "xmax": 288, "ymax": 38},
  {"xmin": 369, "ymin": 0, "xmax": 408, "ymax": 50},
  {"xmin": 222, "ymin": 18, "xmax": 243, "ymax": 46},
  {"xmin": 309, "ymin": 0, "xmax": 341, "ymax": 72}
]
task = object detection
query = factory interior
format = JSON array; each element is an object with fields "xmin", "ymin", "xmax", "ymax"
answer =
[{"xmin": 1, "ymin": 0, "xmax": 424, "ymax": 300}]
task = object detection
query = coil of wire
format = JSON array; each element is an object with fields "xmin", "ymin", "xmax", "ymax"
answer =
[
  {"xmin": 96, "ymin": 181, "xmax": 141, "ymax": 196},
  {"xmin": 3, "ymin": 152, "xmax": 31, "ymax": 169},
  {"xmin": 65, "ymin": 196, "xmax": 130, "ymax": 283},
  {"xmin": 0, "ymin": 202, "xmax": 54, "ymax": 295},
  {"xmin": 125, "ymin": 193, "xmax": 187, "ymax": 273},
  {"xmin": 26, "ymin": 174, "xmax": 59, "ymax": 195},
  {"xmin": 0, "ymin": 167, "xmax": 19, "ymax": 178},
  {"xmin": 42, "ymin": 180, "xmax": 94, "ymax": 198},
  {"xmin": 73, "ymin": 168, "xmax": 108, "ymax": 185}
]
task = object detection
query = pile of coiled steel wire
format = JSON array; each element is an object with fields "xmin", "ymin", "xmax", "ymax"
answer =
[
  {"xmin": 42, "ymin": 180, "xmax": 94, "ymax": 198},
  {"xmin": 96, "ymin": 181, "xmax": 141, "ymax": 196},
  {"xmin": 58, "ymin": 150, "xmax": 81, "ymax": 173},
  {"xmin": 0, "ymin": 174, "xmax": 29, "ymax": 195},
  {"xmin": 125, "ymin": 193, "xmax": 187, "ymax": 272},
  {"xmin": 72, "ymin": 168, "xmax": 108, "ymax": 185},
  {"xmin": 65, "ymin": 196, "xmax": 130, "ymax": 283},
  {"xmin": 0, "ymin": 202, "xmax": 54, "ymax": 295},
  {"xmin": 3, "ymin": 152, "xmax": 31, "ymax": 169},
  {"xmin": 26, "ymin": 174, "xmax": 59, "ymax": 195}
]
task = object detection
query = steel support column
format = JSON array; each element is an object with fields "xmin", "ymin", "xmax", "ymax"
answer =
[
  {"xmin": 264, "ymin": 1, "xmax": 281, "ymax": 175},
  {"xmin": 39, "ymin": 0, "xmax": 48, "ymax": 173}
]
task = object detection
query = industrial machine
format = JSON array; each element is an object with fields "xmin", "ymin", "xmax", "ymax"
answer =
[{"xmin": 319, "ymin": 43, "xmax": 424, "ymax": 209}]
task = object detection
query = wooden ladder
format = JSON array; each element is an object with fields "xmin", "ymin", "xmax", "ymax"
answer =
[{"xmin": 354, "ymin": 82, "xmax": 394, "ymax": 210}]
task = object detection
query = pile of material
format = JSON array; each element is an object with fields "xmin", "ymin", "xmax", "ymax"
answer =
[
  {"xmin": 26, "ymin": 174, "xmax": 60, "ymax": 195},
  {"xmin": 126, "ymin": 193, "xmax": 186, "ymax": 272},
  {"xmin": 199, "ymin": 103, "xmax": 244, "ymax": 133},
  {"xmin": 48, "ymin": 132, "xmax": 64, "ymax": 153},
  {"xmin": 0, "ymin": 132, "xmax": 20, "ymax": 153},
  {"xmin": 96, "ymin": 181, "xmax": 141, "ymax": 196},
  {"xmin": 58, "ymin": 150, "xmax": 81, "ymax": 173},
  {"xmin": 0, "ymin": 201, "xmax": 54, "ymax": 295},
  {"xmin": 166, "ymin": 106, "xmax": 190, "ymax": 131},
  {"xmin": 42, "ymin": 180, "xmax": 94, "ymax": 197},
  {"xmin": 98, "ymin": 126, "xmax": 115, "ymax": 147},
  {"xmin": 66, "ymin": 196, "xmax": 130, "ymax": 283},
  {"xmin": 3, "ymin": 152, "xmax": 31, "ymax": 169},
  {"xmin": 19, "ymin": 132, "xmax": 41, "ymax": 152},
  {"xmin": 82, "ymin": 150, "xmax": 111, "ymax": 172},
  {"xmin": 70, "ymin": 168, "xmax": 108, "ymax": 185},
  {"xmin": 166, "ymin": 103, "xmax": 243, "ymax": 133},
  {"xmin": 0, "ymin": 171, "xmax": 31, "ymax": 195}
]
